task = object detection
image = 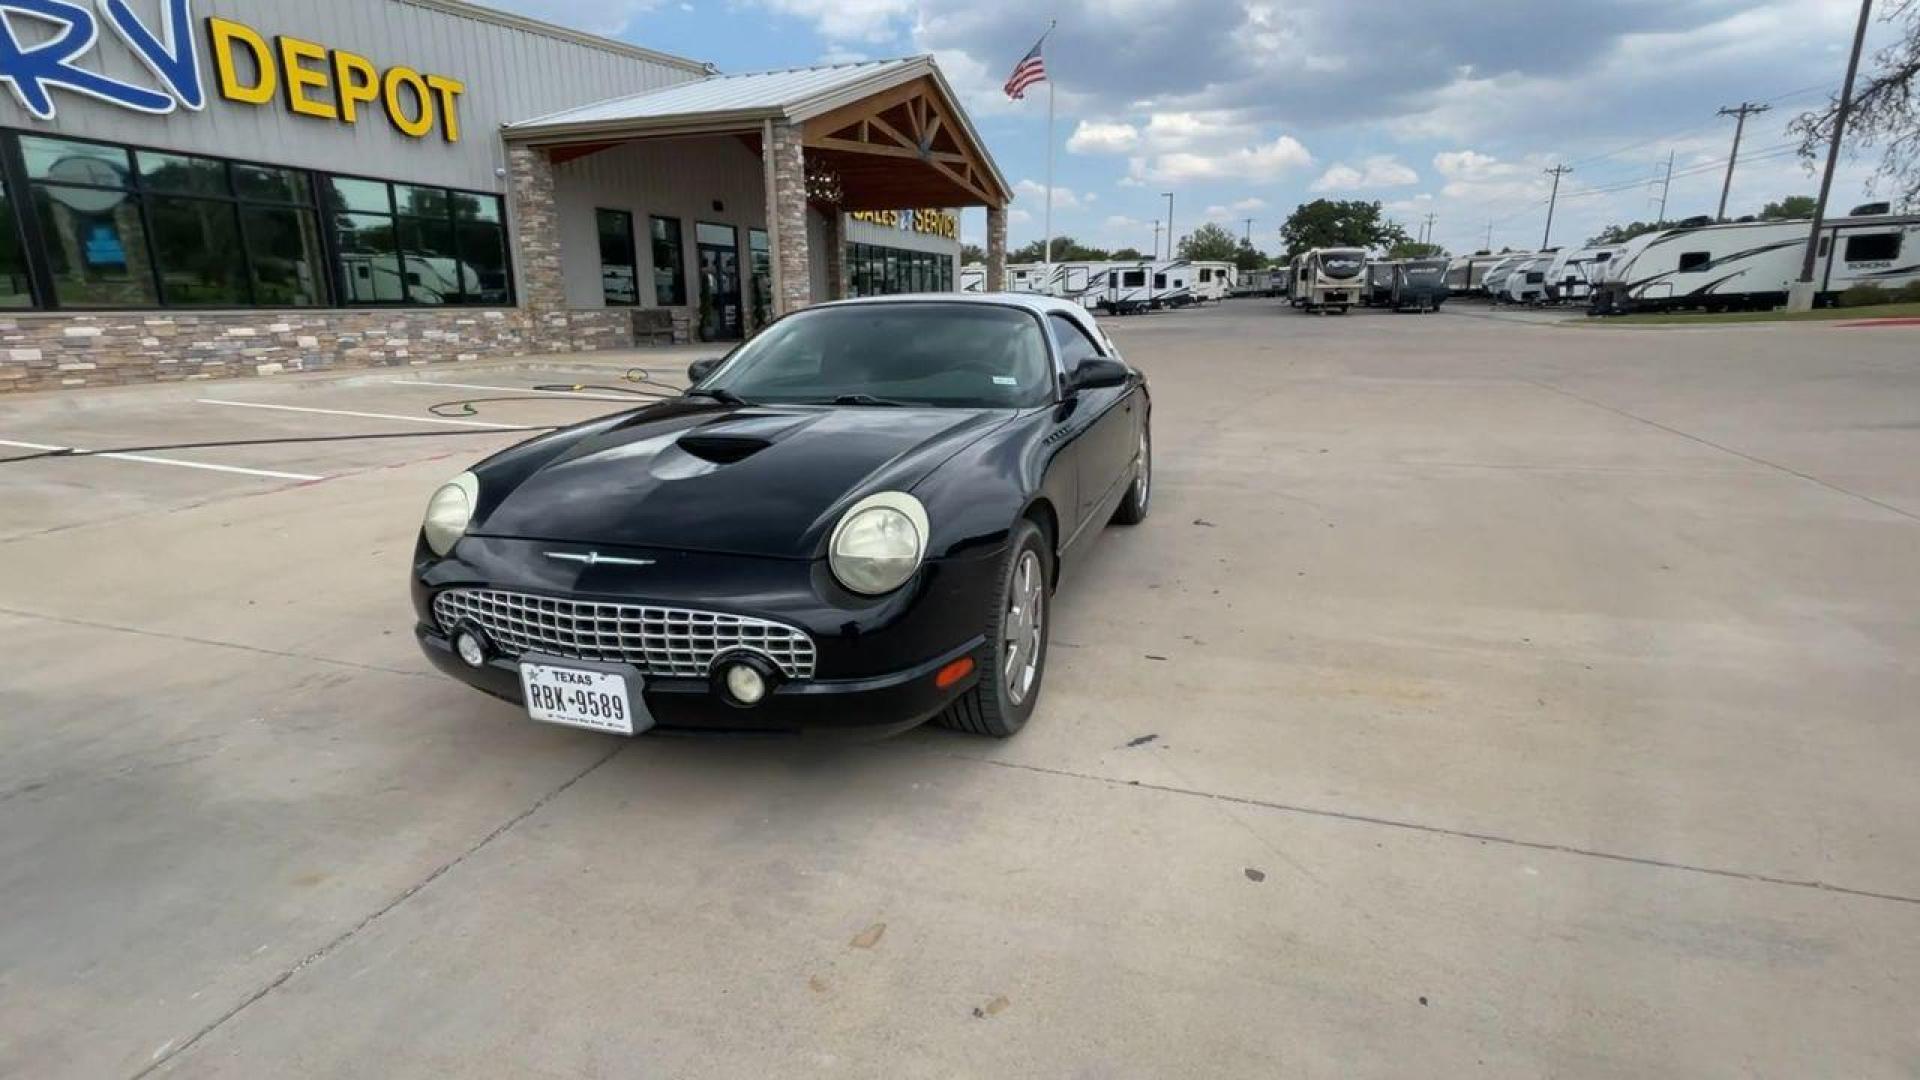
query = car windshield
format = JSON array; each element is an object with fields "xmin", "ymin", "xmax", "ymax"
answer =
[{"xmin": 702, "ymin": 303, "xmax": 1053, "ymax": 408}]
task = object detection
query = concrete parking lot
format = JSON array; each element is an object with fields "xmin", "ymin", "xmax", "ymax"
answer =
[{"xmin": 2, "ymin": 304, "xmax": 1916, "ymax": 1078}]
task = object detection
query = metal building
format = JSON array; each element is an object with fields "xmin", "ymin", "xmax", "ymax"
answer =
[{"xmin": 0, "ymin": 0, "xmax": 1011, "ymax": 392}]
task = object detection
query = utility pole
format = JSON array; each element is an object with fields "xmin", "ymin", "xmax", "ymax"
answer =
[
  {"xmin": 1794, "ymin": 0, "xmax": 1874, "ymax": 309},
  {"xmin": 1243, "ymin": 218, "xmax": 1255, "ymax": 245},
  {"xmin": 1420, "ymin": 212, "xmax": 1437, "ymax": 247},
  {"xmin": 1162, "ymin": 191, "xmax": 1175, "ymax": 259},
  {"xmin": 1655, "ymin": 150, "xmax": 1675, "ymax": 223},
  {"xmin": 1715, "ymin": 102, "xmax": 1771, "ymax": 221},
  {"xmin": 1542, "ymin": 165, "xmax": 1572, "ymax": 248},
  {"xmin": 1485, "ymin": 220, "xmax": 1494, "ymax": 250},
  {"xmin": 1152, "ymin": 219, "xmax": 1163, "ymax": 258}
]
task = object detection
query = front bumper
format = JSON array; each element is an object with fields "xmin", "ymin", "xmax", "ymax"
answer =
[
  {"xmin": 418, "ymin": 624, "xmax": 982, "ymax": 737},
  {"xmin": 413, "ymin": 536, "xmax": 1001, "ymax": 736}
]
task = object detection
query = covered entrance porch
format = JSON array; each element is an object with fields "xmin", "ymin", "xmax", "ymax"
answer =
[{"xmin": 501, "ymin": 58, "xmax": 1013, "ymax": 343}]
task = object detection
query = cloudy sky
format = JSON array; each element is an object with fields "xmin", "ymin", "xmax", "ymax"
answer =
[{"xmin": 485, "ymin": 0, "xmax": 1900, "ymax": 255}]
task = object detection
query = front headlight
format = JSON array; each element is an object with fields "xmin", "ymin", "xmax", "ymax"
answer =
[
  {"xmin": 422, "ymin": 472, "xmax": 480, "ymax": 557},
  {"xmin": 829, "ymin": 492, "xmax": 929, "ymax": 595}
]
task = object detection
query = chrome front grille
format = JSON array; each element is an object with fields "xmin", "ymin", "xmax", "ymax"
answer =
[{"xmin": 433, "ymin": 588, "xmax": 816, "ymax": 679}]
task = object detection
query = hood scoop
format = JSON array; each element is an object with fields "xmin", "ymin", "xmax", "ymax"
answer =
[{"xmin": 676, "ymin": 433, "xmax": 773, "ymax": 465}]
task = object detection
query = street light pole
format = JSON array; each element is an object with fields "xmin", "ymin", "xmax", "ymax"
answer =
[
  {"xmin": 1715, "ymin": 102, "xmax": 1771, "ymax": 221},
  {"xmin": 1792, "ymin": 0, "xmax": 1875, "ymax": 310},
  {"xmin": 1162, "ymin": 192, "xmax": 1174, "ymax": 259}
]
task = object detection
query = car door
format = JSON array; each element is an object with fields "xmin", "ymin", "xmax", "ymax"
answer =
[{"xmin": 1048, "ymin": 311, "xmax": 1135, "ymax": 530}]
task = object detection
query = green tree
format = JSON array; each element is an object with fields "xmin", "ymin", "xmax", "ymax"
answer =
[
  {"xmin": 1110, "ymin": 246, "xmax": 1146, "ymax": 260},
  {"xmin": 1759, "ymin": 195, "xmax": 1817, "ymax": 220},
  {"xmin": 1589, "ymin": 220, "xmax": 1672, "ymax": 245},
  {"xmin": 961, "ymin": 243, "xmax": 986, "ymax": 265},
  {"xmin": 1007, "ymin": 235, "xmax": 1111, "ymax": 263},
  {"xmin": 1232, "ymin": 239, "xmax": 1270, "ymax": 273},
  {"xmin": 1388, "ymin": 241, "xmax": 1447, "ymax": 259},
  {"xmin": 1177, "ymin": 222, "xmax": 1241, "ymax": 261},
  {"xmin": 1792, "ymin": 0, "xmax": 1920, "ymax": 208},
  {"xmin": 1279, "ymin": 199, "xmax": 1406, "ymax": 257}
]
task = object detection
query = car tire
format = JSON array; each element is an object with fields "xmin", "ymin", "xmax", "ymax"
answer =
[
  {"xmin": 936, "ymin": 519, "xmax": 1050, "ymax": 738},
  {"xmin": 1111, "ymin": 421, "xmax": 1152, "ymax": 526}
]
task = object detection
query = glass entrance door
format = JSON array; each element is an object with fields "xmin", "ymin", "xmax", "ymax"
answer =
[{"xmin": 696, "ymin": 222, "xmax": 741, "ymax": 341}]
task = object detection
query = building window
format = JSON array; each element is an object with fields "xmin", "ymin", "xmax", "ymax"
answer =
[
  {"xmin": 0, "ymin": 181, "xmax": 35, "ymax": 308},
  {"xmin": 842, "ymin": 243, "xmax": 955, "ymax": 298},
  {"xmin": 21, "ymin": 135, "xmax": 157, "ymax": 307},
  {"xmin": 1844, "ymin": 233, "xmax": 1901, "ymax": 262},
  {"xmin": 328, "ymin": 177, "xmax": 508, "ymax": 306},
  {"xmin": 747, "ymin": 228, "xmax": 771, "ymax": 328},
  {"xmin": 14, "ymin": 135, "xmax": 332, "ymax": 309},
  {"xmin": 0, "ymin": 132, "xmax": 510, "ymax": 311},
  {"xmin": 597, "ymin": 209, "xmax": 638, "ymax": 306},
  {"xmin": 650, "ymin": 215, "xmax": 686, "ymax": 306},
  {"xmin": 1677, "ymin": 251, "xmax": 1711, "ymax": 273}
]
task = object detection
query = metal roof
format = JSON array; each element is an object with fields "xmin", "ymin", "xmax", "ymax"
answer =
[
  {"xmin": 507, "ymin": 58, "xmax": 927, "ymax": 131},
  {"xmin": 504, "ymin": 55, "xmax": 1010, "ymax": 204}
]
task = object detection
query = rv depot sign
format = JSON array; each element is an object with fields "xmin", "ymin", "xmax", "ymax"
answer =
[{"xmin": 0, "ymin": 0, "xmax": 467, "ymax": 141}]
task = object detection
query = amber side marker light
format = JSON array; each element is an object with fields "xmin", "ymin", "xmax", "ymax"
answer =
[{"xmin": 936, "ymin": 657, "xmax": 976, "ymax": 689}]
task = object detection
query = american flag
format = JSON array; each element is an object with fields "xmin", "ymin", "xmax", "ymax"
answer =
[{"xmin": 1003, "ymin": 35, "xmax": 1048, "ymax": 100}]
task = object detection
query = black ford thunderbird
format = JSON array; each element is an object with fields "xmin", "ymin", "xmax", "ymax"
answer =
[{"xmin": 413, "ymin": 294, "xmax": 1151, "ymax": 738}]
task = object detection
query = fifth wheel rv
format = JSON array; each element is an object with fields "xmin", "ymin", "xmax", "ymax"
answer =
[
  {"xmin": 1290, "ymin": 247, "xmax": 1367, "ymax": 312},
  {"xmin": 1590, "ymin": 211, "xmax": 1920, "ymax": 314}
]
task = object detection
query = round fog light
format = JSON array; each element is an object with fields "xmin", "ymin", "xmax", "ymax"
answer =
[
  {"xmin": 454, "ymin": 630, "xmax": 488, "ymax": 668},
  {"xmin": 725, "ymin": 663, "xmax": 768, "ymax": 706}
]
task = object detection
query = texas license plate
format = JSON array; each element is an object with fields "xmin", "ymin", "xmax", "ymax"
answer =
[{"xmin": 519, "ymin": 661, "xmax": 648, "ymax": 735}]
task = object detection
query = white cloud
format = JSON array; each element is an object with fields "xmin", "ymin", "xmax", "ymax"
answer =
[
  {"xmin": 754, "ymin": 0, "xmax": 913, "ymax": 42},
  {"xmin": 1067, "ymin": 121, "xmax": 1140, "ymax": 155},
  {"xmin": 1230, "ymin": 197, "xmax": 1268, "ymax": 211},
  {"xmin": 818, "ymin": 47, "xmax": 871, "ymax": 65},
  {"xmin": 1130, "ymin": 135, "xmax": 1312, "ymax": 184},
  {"xmin": 1016, "ymin": 179, "xmax": 1093, "ymax": 210},
  {"xmin": 1007, "ymin": 208, "xmax": 1033, "ymax": 224},
  {"xmin": 1310, "ymin": 155, "xmax": 1419, "ymax": 192}
]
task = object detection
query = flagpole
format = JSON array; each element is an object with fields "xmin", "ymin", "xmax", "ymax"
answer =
[{"xmin": 1043, "ymin": 20, "xmax": 1056, "ymax": 269}]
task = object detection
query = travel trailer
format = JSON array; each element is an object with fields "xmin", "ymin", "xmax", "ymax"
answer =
[
  {"xmin": 1191, "ymin": 262, "xmax": 1237, "ymax": 302},
  {"xmin": 1542, "ymin": 246, "xmax": 1623, "ymax": 304},
  {"xmin": 1499, "ymin": 254, "xmax": 1554, "ymax": 304},
  {"xmin": 1083, "ymin": 260, "xmax": 1199, "ymax": 313},
  {"xmin": 1290, "ymin": 248, "xmax": 1367, "ymax": 312},
  {"xmin": 1392, "ymin": 259, "xmax": 1451, "ymax": 312},
  {"xmin": 1233, "ymin": 268, "xmax": 1284, "ymax": 297},
  {"xmin": 1590, "ymin": 212, "xmax": 1920, "ymax": 314},
  {"xmin": 1445, "ymin": 253, "xmax": 1509, "ymax": 295},
  {"xmin": 1362, "ymin": 260, "xmax": 1401, "ymax": 307},
  {"xmin": 1479, "ymin": 253, "xmax": 1533, "ymax": 299}
]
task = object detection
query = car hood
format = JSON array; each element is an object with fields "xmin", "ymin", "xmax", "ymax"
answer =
[{"xmin": 471, "ymin": 401, "xmax": 1014, "ymax": 558}]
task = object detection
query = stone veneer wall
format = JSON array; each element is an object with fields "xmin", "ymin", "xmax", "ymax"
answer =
[{"xmin": 0, "ymin": 308, "xmax": 636, "ymax": 394}]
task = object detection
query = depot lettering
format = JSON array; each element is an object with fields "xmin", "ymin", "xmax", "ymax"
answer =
[
  {"xmin": 207, "ymin": 17, "xmax": 466, "ymax": 142},
  {"xmin": 0, "ymin": 1, "xmax": 465, "ymax": 143}
]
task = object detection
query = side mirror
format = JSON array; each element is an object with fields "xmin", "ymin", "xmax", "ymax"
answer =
[
  {"xmin": 687, "ymin": 357, "xmax": 720, "ymax": 384},
  {"xmin": 1069, "ymin": 357, "xmax": 1129, "ymax": 393}
]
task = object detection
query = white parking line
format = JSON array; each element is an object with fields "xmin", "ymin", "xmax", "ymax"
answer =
[
  {"xmin": 196, "ymin": 398, "xmax": 523, "ymax": 429},
  {"xmin": 0, "ymin": 438, "xmax": 324, "ymax": 482},
  {"xmin": 387, "ymin": 379, "xmax": 655, "ymax": 403}
]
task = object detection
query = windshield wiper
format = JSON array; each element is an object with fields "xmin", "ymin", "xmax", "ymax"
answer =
[
  {"xmin": 822, "ymin": 393, "xmax": 911, "ymax": 407},
  {"xmin": 683, "ymin": 387, "xmax": 750, "ymax": 406}
]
